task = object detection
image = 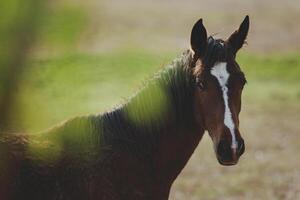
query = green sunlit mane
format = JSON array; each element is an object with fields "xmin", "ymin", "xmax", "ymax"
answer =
[
  {"xmin": 97, "ymin": 50, "xmax": 196, "ymax": 155},
  {"xmin": 30, "ymin": 50, "xmax": 196, "ymax": 162},
  {"xmin": 123, "ymin": 49, "xmax": 194, "ymax": 127}
]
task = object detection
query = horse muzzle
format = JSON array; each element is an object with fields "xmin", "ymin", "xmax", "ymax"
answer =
[{"xmin": 216, "ymin": 138, "xmax": 245, "ymax": 166}]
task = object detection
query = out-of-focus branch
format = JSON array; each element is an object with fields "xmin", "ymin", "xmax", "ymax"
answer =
[{"xmin": 0, "ymin": 0, "xmax": 46, "ymax": 132}]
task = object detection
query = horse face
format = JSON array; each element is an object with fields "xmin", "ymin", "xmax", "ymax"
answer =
[
  {"xmin": 191, "ymin": 16, "xmax": 249, "ymax": 165},
  {"xmin": 194, "ymin": 61, "xmax": 247, "ymax": 165}
]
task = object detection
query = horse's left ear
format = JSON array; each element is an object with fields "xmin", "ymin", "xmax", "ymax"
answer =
[{"xmin": 227, "ymin": 15, "xmax": 249, "ymax": 54}]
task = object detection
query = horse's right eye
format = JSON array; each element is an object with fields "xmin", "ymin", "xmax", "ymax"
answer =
[
  {"xmin": 196, "ymin": 77, "xmax": 206, "ymax": 90},
  {"xmin": 198, "ymin": 81, "xmax": 205, "ymax": 90}
]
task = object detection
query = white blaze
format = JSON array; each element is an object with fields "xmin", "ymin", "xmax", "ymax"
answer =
[{"xmin": 210, "ymin": 62, "xmax": 238, "ymax": 149}]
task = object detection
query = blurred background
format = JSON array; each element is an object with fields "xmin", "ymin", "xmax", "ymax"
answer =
[{"xmin": 0, "ymin": 0, "xmax": 300, "ymax": 199}]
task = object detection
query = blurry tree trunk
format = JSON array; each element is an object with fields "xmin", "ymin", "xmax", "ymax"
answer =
[{"xmin": 0, "ymin": 0, "xmax": 45, "ymax": 132}]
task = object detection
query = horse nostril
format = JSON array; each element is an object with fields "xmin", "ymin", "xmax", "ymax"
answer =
[
  {"xmin": 217, "ymin": 141, "xmax": 224, "ymax": 155},
  {"xmin": 238, "ymin": 138, "xmax": 245, "ymax": 156},
  {"xmin": 217, "ymin": 140, "xmax": 231, "ymax": 160}
]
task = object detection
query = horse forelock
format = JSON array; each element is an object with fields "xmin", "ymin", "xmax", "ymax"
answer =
[{"xmin": 203, "ymin": 36, "xmax": 229, "ymax": 68}]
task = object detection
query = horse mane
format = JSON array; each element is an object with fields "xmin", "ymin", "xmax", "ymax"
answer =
[
  {"xmin": 40, "ymin": 50, "xmax": 196, "ymax": 162},
  {"xmin": 95, "ymin": 50, "xmax": 196, "ymax": 157}
]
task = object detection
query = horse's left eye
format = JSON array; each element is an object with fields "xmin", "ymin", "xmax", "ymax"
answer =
[
  {"xmin": 235, "ymin": 73, "xmax": 247, "ymax": 87},
  {"xmin": 240, "ymin": 76, "xmax": 247, "ymax": 86}
]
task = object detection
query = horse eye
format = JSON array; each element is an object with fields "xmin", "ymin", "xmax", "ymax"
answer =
[
  {"xmin": 236, "ymin": 73, "xmax": 247, "ymax": 86},
  {"xmin": 198, "ymin": 82, "xmax": 205, "ymax": 90},
  {"xmin": 196, "ymin": 77, "xmax": 206, "ymax": 90},
  {"xmin": 241, "ymin": 77, "xmax": 247, "ymax": 86}
]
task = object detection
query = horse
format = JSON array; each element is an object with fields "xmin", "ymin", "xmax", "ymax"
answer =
[{"xmin": 0, "ymin": 16, "xmax": 249, "ymax": 200}]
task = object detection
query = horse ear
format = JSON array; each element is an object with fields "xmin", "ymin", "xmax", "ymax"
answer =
[
  {"xmin": 227, "ymin": 15, "xmax": 249, "ymax": 54},
  {"xmin": 190, "ymin": 18, "xmax": 207, "ymax": 59}
]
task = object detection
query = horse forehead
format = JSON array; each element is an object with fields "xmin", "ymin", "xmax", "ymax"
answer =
[{"xmin": 210, "ymin": 62, "xmax": 230, "ymax": 86}]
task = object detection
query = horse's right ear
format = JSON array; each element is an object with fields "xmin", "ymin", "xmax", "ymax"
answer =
[{"xmin": 190, "ymin": 19, "xmax": 208, "ymax": 59}]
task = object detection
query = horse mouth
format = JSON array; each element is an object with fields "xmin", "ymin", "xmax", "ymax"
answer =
[{"xmin": 217, "ymin": 156, "xmax": 239, "ymax": 166}]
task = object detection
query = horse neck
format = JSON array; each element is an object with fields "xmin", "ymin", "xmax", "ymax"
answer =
[
  {"xmin": 117, "ymin": 52, "xmax": 205, "ymax": 185},
  {"xmin": 151, "ymin": 94, "xmax": 205, "ymax": 186},
  {"xmin": 153, "ymin": 119, "xmax": 205, "ymax": 187}
]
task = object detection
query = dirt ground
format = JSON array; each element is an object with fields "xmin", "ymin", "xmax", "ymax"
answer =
[
  {"xmin": 169, "ymin": 102, "xmax": 300, "ymax": 199},
  {"xmin": 83, "ymin": 0, "xmax": 300, "ymax": 54}
]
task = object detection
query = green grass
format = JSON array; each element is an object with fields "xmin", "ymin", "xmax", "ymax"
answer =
[
  {"xmin": 12, "ymin": 49, "xmax": 175, "ymax": 132},
  {"xmin": 238, "ymin": 53, "xmax": 300, "ymax": 106},
  {"xmin": 238, "ymin": 53, "xmax": 300, "ymax": 83},
  {"xmin": 11, "ymin": 49, "xmax": 300, "ymax": 132}
]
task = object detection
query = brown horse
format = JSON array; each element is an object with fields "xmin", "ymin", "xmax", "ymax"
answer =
[{"xmin": 0, "ymin": 16, "xmax": 249, "ymax": 200}]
